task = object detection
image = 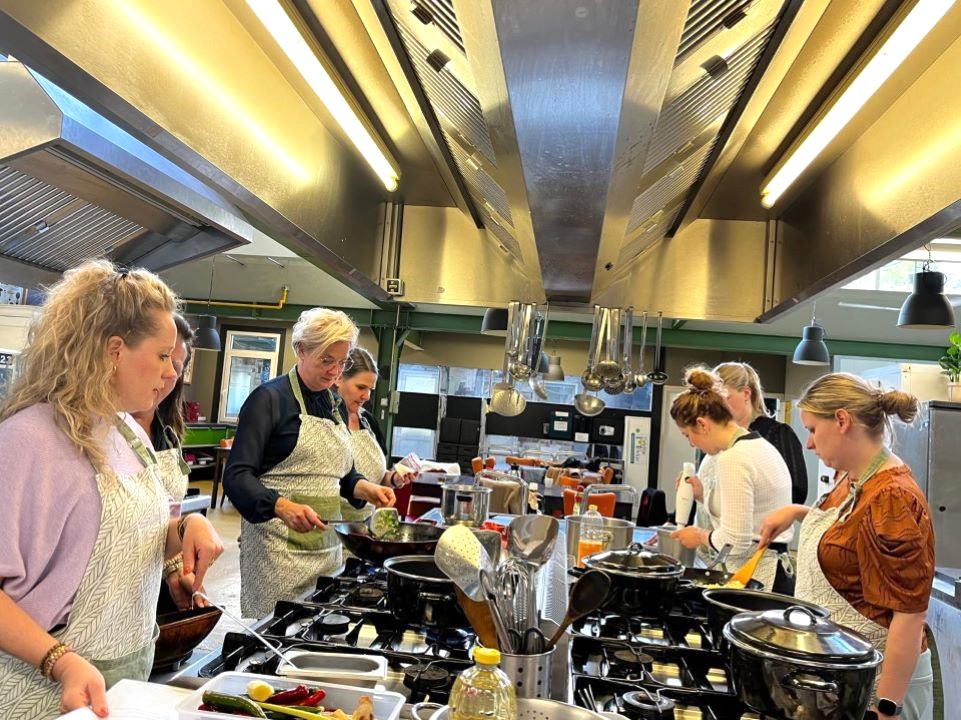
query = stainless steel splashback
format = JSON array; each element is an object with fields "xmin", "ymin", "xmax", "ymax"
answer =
[{"xmin": 892, "ymin": 401, "xmax": 961, "ymax": 571}]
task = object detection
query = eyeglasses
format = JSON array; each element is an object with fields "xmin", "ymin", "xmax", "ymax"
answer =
[{"xmin": 319, "ymin": 356, "xmax": 353, "ymax": 372}]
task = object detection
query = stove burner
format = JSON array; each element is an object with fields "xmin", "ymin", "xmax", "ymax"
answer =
[
  {"xmin": 318, "ymin": 613, "xmax": 351, "ymax": 635},
  {"xmin": 425, "ymin": 627, "xmax": 472, "ymax": 650},
  {"xmin": 352, "ymin": 586, "xmax": 385, "ymax": 606},
  {"xmin": 612, "ymin": 649, "xmax": 654, "ymax": 673},
  {"xmin": 622, "ymin": 690, "xmax": 676, "ymax": 720},
  {"xmin": 403, "ymin": 664, "xmax": 451, "ymax": 694}
]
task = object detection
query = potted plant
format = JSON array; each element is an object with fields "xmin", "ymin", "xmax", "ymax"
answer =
[{"xmin": 939, "ymin": 332, "xmax": 961, "ymax": 402}]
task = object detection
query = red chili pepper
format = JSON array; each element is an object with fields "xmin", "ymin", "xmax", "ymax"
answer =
[
  {"xmin": 295, "ymin": 689, "xmax": 327, "ymax": 707},
  {"xmin": 266, "ymin": 684, "xmax": 311, "ymax": 704}
]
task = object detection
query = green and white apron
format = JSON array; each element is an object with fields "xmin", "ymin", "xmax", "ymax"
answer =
[
  {"xmin": 795, "ymin": 450, "xmax": 933, "ymax": 718},
  {"xmin": 239, "ymin": 368, "xmax": 354, "ymax": 618},
  {"xmin": 156, "ymin": 422, "xmax": 190, "ymax": 513},
  {"xmin": 340, "ymin": 415, "xmax": 386, "ymax": 523},
  {"xmin": 0, "ymin": 417, "xmax": 169, "ymax": 720}
]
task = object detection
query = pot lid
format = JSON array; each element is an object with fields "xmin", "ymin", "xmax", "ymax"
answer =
[
  {"xmin": 584, "ymin": 544, "xmax": 682, "ymax": 576},
  {"xmin": 727, "ymin": 605, "xmax": 878, "ymax": 664}
]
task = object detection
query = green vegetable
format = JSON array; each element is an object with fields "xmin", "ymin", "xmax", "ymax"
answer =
[
  {"xmin": 255, "ymin": 702, "xmax": 326, "ymax": 719},
  {"xmin": 370, "ymin": 507, "xmax": 400, "ymax": 539},
  {"xmin": 201, "ymin": 690, "xmax": 268, "ymax": 717}
]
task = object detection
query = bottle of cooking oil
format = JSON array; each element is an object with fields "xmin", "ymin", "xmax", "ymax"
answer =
[
  {"xmin": 449, "ymin": 647, "xmax": 516, "ymax": 720},
  {"xmin": 576, "ymin": 504, "xmax": 606, "ymax": 568}
]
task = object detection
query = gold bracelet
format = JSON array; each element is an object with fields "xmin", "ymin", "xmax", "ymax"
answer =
[
  {"xmin": 40, "ymin": 642, "xmax": 74, "ymax": 679},
  {"xmin": 163, "ymin": 552, "xmax": 184, "ymax": 578}
]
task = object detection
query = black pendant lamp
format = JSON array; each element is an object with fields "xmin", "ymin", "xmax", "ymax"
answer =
[
  {"xmin": 481, "ymin": 307, "xmax": 509, "ymax": 336},
  {"xmin": 897, "ymin": 269, "xmax": 955, "ymax": 329},
  {"xmin": 194, "ymin": 259, "xmax": 222, "ymax": 351},
  {"xmin": 793, "ymin": 302, "xmax": 830, "ymax": 366}
]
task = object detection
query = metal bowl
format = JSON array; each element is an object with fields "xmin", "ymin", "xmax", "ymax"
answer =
[{"xmin": 429, "ymin": 698, "xmax": 607, "ymax": 720}]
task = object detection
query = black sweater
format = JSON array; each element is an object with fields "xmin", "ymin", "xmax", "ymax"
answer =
[
  {"xmin": 749, "ymin": 415, "xmax": 809, "ymax": 504},
  {"xmin": 223, "ymin": 369, "xmax": 365, "ymax": 523}
]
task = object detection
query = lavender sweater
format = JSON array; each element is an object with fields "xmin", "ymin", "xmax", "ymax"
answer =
[{"xmin": 0, "ymin": 404, "xmax": 155, "ymax": 630}]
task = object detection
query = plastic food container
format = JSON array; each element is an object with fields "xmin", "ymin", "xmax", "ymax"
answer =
[{"xmin": 175, "ymin": 672, "xmax": 405, "ymax": 720}]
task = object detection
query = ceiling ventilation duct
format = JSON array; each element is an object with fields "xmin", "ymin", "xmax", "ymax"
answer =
[{"xmin": 0, "ymin": 60, "xmax": 250, "ymax": 273}]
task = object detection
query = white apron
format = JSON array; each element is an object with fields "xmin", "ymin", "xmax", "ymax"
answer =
[
  {"xmin": 795, "ymin": 451, "xmax": 932, "ymax": 717},
  {"xmin": 239, "ymin": 369, "xmax": 354, "ymax": 618},
  {"xmin": 0, "ymin": 417, "xmax": 169, "ymax": 720},
  {"xmin": 340, "ymin": 416, "xmax": 386, "ymax": 522}
]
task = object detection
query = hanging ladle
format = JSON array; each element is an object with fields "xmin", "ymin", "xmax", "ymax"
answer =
[
  {"xmin": 634, "ymin": 311, "xmax": 649, "ymax": 388},
  {"xmin": 646, "ymin": 311, "xmax": 668, "ymax": 386}
]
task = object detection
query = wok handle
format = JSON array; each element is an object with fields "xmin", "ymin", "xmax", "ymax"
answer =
[{"xmin": 783, "ymin": 672, "xmax": 839, "ymax": 694}]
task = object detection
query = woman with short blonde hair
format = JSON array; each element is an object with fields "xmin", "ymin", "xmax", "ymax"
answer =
[
  {"xmin": 761, "ymin": 373, "xmax": 934, "ymax": 719},
  {"xmin": 715, "ymin": 361, "xmax": 808, "ymax": 506},
  {"xmin": 0, "ymin": 260, "xmax": 223, "ymax": 719},
  {"xmin": 225, "ymin": 308, "xmax": 395, "ymax": 617}
]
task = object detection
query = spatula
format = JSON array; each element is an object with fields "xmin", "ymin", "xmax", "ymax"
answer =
[
  {"xmin": 453, "ymin": 586, "xmax": 499, "ymax": 650},
  {"xmin": 727, "ymin": 541, "xmax": 769, "ymax": 587}
]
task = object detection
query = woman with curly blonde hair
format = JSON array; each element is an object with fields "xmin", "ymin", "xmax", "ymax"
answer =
[{"xmin": 0, "ymin": 260, "xmax": 223, "ymax": 719}]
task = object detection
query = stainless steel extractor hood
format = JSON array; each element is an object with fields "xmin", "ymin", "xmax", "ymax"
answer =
[{"xmin": 0, "ymin": 59, "xmax": 250, "ymax": 273}]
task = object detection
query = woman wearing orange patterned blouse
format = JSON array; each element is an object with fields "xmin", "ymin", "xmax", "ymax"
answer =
[{"xmin": 760, "ymin": 373, "xmax": 934, "ymax": 720}]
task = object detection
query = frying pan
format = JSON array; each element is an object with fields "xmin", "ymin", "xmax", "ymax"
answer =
[
  {"xmin": 679, "ymin": 566, "xmax": 763, "ymax": 591},
  {"xmin": 332, "ymin": 521, "xmax": 444, "ymax": 564}
]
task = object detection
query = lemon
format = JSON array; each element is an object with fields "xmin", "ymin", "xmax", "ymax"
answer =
[{"xmin": 247, "ymin": 680, "xmax": 274, "ymax": 703}]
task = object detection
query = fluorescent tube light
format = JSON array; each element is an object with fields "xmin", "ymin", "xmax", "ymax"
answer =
[
  {"xmin": 761, "ymin": 0, "xmax": 955, "ymax": 208},
  {"xmin": 245, "ymin": 0, "xmax": 400, "ymax": 191}
]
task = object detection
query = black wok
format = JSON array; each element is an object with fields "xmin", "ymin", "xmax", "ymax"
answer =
[{"xmin": 332, "ymin": 521, "xmax": 444, "ymax": 564}]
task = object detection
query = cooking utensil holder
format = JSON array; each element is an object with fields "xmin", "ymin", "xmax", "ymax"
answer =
[{"xmin": 500, "ymin": 645, "xmax": 555, "ymax": 699}]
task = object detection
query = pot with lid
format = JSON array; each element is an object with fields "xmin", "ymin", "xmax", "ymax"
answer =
[
  {"xmin": 724, "ymin": 604, "xmax": 882, "ymax": 720},
  {"xmin": 582, "ymin": 543, "xmax": 683, "ymax": 614}
]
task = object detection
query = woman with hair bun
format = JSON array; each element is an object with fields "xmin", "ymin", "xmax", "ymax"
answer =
[
  {"xmin": 760, "ymin": 373, "xmax": 934, "ymax": 719},
  {"xmin": 669, "ymin": 366, "xmax": 793, "ymax": 590}
]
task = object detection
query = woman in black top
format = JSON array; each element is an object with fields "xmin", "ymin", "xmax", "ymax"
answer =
[
  {"xmin": 715, "ymin": 362, "xmax": 808, "ymax": 504},
  {"xmin": 224, "ymin": 308, "xmax": 394, "ymax": 617}
]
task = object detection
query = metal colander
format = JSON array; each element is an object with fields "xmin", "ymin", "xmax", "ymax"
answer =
[{"xmin": 429, "ymin": 698, "xmax": 606, "ymax": 720}]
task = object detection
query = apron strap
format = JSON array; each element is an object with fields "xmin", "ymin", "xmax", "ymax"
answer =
[
  {"xmin": 729, "ymin": 429, "xmax": 760, "ymax": 448},
  {"xmin": 287, "ymin": 367, "xmax": 347, "ymax": 425},
  {"xmin": 159, "ymin": 420, "xmax": 190, "ymax": 475},
  {"xmin": 837, "ymin": 447, "xmax": 891, "ymax": 522},
  {"xmin": 114, "ymin": 416, "xmax": 158, "ymax": 469}
]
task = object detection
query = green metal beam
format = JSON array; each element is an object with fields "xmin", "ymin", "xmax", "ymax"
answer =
[{"xmin": 184, "ymin": 303, "xmax": 945, "ymax": 362}]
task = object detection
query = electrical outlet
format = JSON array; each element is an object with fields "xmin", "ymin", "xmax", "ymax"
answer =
[{"xmin": 384, "ymin": 278, "xmax": 405, "ymax": 296}]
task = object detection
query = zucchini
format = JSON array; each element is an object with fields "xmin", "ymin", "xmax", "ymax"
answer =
[{"xmin": 201, "ymin": 690, "xmax": 268, "ymax": 717}]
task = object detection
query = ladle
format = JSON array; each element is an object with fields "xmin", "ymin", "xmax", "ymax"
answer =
[
  {"xmin": 573, "ymin": 391, "xmax": 605, "ymax": 416},
  {"xmin": 545, "ymin": 569, "xmax": 611, "ymax": 650},
  {"xmin": 646, "ymin": 311, "xmax": 668, "ymax": 386},
  {"xmin": 634, "ymin": 311, "xmax": 649, "ymax": 388}
]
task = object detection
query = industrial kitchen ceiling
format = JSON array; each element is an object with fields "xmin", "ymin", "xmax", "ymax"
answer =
[{"xmin": 374, "ymin": 0, "xmax": 799, "ymax": 302}]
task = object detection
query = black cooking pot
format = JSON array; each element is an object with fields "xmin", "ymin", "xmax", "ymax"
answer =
[
  {"xmin": 725, "ymin": 604, "xmax": 882, "ymax": 720},
  {"xmin": 383, "ymin": 555, "xmax": 467, "ymax": 629},
  {"xmin": 332, "ymin": 521, "xmax": 444, "ymax": 565},
  {"xmin": 583, "ymin": 543, "xmax": 683, "ymax": 614},
  {"xmin": 703, "ymin": 588, "xmax": 829, "ymax": 651}
]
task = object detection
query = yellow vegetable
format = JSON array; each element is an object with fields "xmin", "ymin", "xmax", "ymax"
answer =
[{"xmin": 246, "ymin": 680, "xmax": 275, "ymax": 703}]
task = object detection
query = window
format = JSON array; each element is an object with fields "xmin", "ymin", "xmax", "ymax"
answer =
[
  {"xmin": 219, "ymin": 330, "xmax": 282, "ymax": 423},
  {"xmin": 391, "ymin": 426, "xmax": 436, "ymax": 460},
  {"xmin": 447, "ymin": 367, "xmax": 491, "ymax": 397},
  {"xmin": 397, "ymin": 363, "xmax": 441, "ymax": 393}
]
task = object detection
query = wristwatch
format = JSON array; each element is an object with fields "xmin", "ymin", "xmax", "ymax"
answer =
[{"xmin": 877, "ymin": 698, "xmax": 903, "ymax": 717}]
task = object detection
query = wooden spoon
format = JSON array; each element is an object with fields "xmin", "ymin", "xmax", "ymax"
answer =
[
  {"xmin": 727, "ymin": 542, "xmax": 769, "ymax": 587},
  {"xmin": 454, "ymin": 586, "xmax": 499, "ymax": 650}
]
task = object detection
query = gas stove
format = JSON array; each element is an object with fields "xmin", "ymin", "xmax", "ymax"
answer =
[
  {"xmin": 196, "ymin": 558, "xmax": 474, "ymax": 705},
  {"xmin": 569, "ymin": 602, "xmax": 763, "ymax": 719}
]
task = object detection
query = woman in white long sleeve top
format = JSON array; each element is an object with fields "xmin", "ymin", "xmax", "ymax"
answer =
[{"xmin": 669, "ymin": 367, "xmax": 793, "ymax": 590}]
